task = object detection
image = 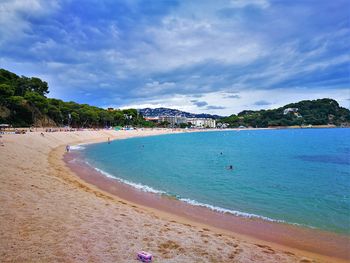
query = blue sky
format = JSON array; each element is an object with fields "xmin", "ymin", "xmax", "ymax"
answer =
[{"xmin": 0, "ymin": 0, "xmax": 349, "ymax": 115}]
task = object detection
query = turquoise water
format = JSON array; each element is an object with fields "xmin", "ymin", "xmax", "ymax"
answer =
[{"xmin": 79, "ymin": 129, "xmax": 350, "ymax": 234}]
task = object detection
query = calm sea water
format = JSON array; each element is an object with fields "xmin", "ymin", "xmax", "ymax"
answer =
[{"xmin": 78, "ymin": 128, "xmax": 350, "ymax": 234}]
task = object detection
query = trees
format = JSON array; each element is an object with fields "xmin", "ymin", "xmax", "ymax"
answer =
[
  {"xmin": 112, "ymin": 111, "xmax": 126, "ymax": 126},
  {"xmin": 98, "ymin": 110, "xmax": 113, "ymax": 127},
  {"xmin": 78, "ymin": 107, "xmax": 99, "ymax": 127},
  {"xmin": 221, "ymin": 98, "xmax": 350, "ymax": 127},
  {"xmin": 0, "ymin": 69, "xmax": 48, "ymax": 97},
  {"xmin": 140, "ymin": 120, "xmax": 156, "ymax": 128},
  {"xmin": 47, "ymin": 104, "xmax": 63, "ymax": 124},
  {"xmin": 179, "ymin": 123, "xmax": 188, "ymax": 128},
  {"xmin": 0, "ymin": 68, "xmax": 154, "ymax": 127},
  {"xmin": 27, "ymin": 77, "xmax": 49, "ymax": 96},
  {"xmin": 24, "ymin": 92, "xmax": 49, "ymax": 112},
  {"xmin": 1, "ymin": 68, "xmax": 349, "ymax": 128},
  {"xmin": 159, "ymin": 121, "xmax": 170, "ymax": 127},
  {"xmin": 0, "ymin": 84, "xmax": 15, "ymax": 105},
  {"xmin": 6, "ymin": 96, "xmax": 32, "ymax": 127}
]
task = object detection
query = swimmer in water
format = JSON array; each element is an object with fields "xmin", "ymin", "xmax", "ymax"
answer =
[{"xmin": 227, "ymin": 165, "xmax": 233, "ymax": 170}]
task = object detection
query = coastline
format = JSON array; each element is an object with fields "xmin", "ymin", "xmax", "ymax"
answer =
[
  {"xmin": 65, "ymin": 150, "xmax": 350, "ymax": 260},
  {"xmin": 1, "ymin": 129, "xmax": 349, "ymax": 262}
]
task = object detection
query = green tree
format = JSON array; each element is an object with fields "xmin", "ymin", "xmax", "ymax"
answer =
[
  {"xmin": 159, "ymin": 121, "xmax": 170, "ymax": 127},
  {"xmin": 112, "ymin": 111, "xmax": 126, "ymax": 126},
  {"xmin": 24, "ymin": 92, "xmax": 49, "ymax": 113},
  {"xmin": 79, "ymin": 107, "xmax": 99, "ymax": 127},
  {"xmin": 98, "ymin": 110, "xmax": 113, "ymax": 127},
  {"xmin": 0, "ymin": 84, "xmax": 15, "ymax": 105},
  {"xmin": 70, "ymin": 112, "xmax": 80, "ymax": 126},
  {"xmin": 47, "ymin": 104, "xmax": 63, "ymax": 124},
  {"xmin": 28, "ymin": 77, "xmax": 49, "ymax": 95},
  {"xmin": 179, "ymin": 123, "xmax": 187, "ymax": 128}
]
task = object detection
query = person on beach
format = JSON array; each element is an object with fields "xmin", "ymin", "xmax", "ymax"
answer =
[
  {"xmin": 0, "ymin": 135, "xmax": 4, "ymax": 146},
  {"xmin": 66, "ymin": 144, "xmax": 70, "ymax": 152},
  {"xmin": 108, "ymin": 137, "xmax": 111, "ymax": 144}
]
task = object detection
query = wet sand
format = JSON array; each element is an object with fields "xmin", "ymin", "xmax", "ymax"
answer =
[{"xmin": 1, "ymin": 129, "xmax": 349, "ymax": 262}]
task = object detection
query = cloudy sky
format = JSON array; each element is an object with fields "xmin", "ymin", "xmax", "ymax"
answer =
[{"xmin": 0, "ymin": 0, "xmax": 349, "ymax": 115}]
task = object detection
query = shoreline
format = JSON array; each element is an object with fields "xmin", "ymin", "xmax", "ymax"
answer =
[
  {"xmin": 1, "ymin": 129, "xmax": 349, "ymax": 262},
  {"xmin": 64, "ymin": 140, "xmax": 350, "ymax": 262}
]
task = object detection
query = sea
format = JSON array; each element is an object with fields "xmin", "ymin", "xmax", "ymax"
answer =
[{"xmin": 75, "ymin": 128, "xmax": 350, "ymax": 234}]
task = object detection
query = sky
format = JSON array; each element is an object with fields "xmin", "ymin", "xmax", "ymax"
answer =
[{"xmin": 0, "ymin": 0, "xmax": 349, "ymax": 115}]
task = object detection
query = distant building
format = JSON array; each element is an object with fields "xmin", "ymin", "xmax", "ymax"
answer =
[
  {"xmin": 107, "ymin": 107, "xmax": 114, "ymax": 112},
  {"xmin": 283, "ymin": 108, "xmax": 298, "ymax": 115},
  {"xmin": 144, "ymin": 117, "xmax": 159, "ymax": 122},
  {"xmin": 158, "ymin": 116, "xmax": 216, "ymax": 128},
  {"xmin": 159, "ymin": 116, "xmax": 177, "ymax": 126},
  {"xmin": 175, "ymin": 116, "xmax": 188, "ymax": 125},
  {"xmin": 216, "ymin": 122, "xmax": 229, "ymax": 129},
  {"xmin": 283, "ymin": 107, "xmax": 303, "ymax": 118},
  {"xmin": 187, "ymin": 118, "xmax": 216, "ymax": 128}
]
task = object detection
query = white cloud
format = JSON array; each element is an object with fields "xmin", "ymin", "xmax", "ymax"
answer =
[
  {"xmin": 0, "ymin": 0, "xmax": 59, "ymax": 44},
  {"xmin": 137, "ymin": 81, "xmax": 176, "ymax": 96},
  {"xmin": 1, "ymin": 0, "xmax": 348, "ymax": 112},
  {"xmin": 230, "ymin": 0, "xmax": 270, "ymax": 9},
  {"xmin": 115, "ymin": 88, "xmax": 349, "ymax": 116},
  {"xmin": 110, "ymin": 15, "xmax": 267, "ymax": 74}
]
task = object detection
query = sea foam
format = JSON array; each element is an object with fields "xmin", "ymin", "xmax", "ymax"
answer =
[
  {"xmin": 93, "ymin": 167, "xmax": 166, "ymax": 195},
  {"xmin": 179, "ymin": 198, "xmax": 288, "ymax": 223},
  {"xmin": 89, "ymin": 165, "xmax": 289, "ymax": 224},
  {"xmin": 70, "ymin": 144, "xmax": 86, "ymax": 151}
]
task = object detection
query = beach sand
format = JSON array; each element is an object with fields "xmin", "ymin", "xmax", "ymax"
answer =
[{"xmin": 0, "ymin": 129, "xmax": 348, "ymax": 262}]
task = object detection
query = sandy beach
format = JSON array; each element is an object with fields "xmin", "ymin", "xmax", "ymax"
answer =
[{"xmin": 0, "ymin": 129, "xmax": 349, "ymax": 262}]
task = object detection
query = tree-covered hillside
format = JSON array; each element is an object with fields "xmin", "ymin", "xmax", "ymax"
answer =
[
  {"xmin": 221, "ymin": 98, "xmax": 350, "ymax": 128},
  {"xmin": 1, "ymin": 68, "xmax": 349, "ymax": 128},
  {"xmin": 0, "ymin": 69, "xmax": 154, "ymax": 128}
]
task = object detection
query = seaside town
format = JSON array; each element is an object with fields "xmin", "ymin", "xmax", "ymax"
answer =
[{"xmin": 143, "ymin": 116, "xmax": 216, "ymax": 129}]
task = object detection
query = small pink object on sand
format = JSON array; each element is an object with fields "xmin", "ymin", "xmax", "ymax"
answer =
[{"xmin": 137, "ymin": 251, "xmax": 153, "ymax": 262}]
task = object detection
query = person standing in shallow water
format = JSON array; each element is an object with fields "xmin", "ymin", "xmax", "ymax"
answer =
[
  {"xmin": 108, "ymin": 137, "xmax": 111, "ymax": 144},
  {"xmin": 66, "ymin": 145, "xmax": 70, "ymax": 152}
]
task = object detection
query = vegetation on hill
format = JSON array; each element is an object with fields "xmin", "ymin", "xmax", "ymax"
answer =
[
  {"xmin": 1, "ymin": 68, "xmax": 349, "ymax": 128},
  {"xmin": 0, "ymin": 69, "xmax": 154, "ymax": 128},
  {"xmin": 221, "ymin": 98, "xmax": 350, "ymax": 128}
]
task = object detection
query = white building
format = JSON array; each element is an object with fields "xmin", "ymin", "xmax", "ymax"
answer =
[
  {"xmin": 283, "ymin": 108, "xmax": 298, "ymax": 115},
  {"xmin": 187, "ymin": 118, "xmax": 216, "ymax": 128},
  {"xmin": 283, "ymin": 108, "xmax": 302, "ymax": 118},
  {"xmin": 157, "ymin": 116, "xmax": 216, "ymax": 128},
  {"xmin": 158, "ymin": 116, "xmax": 187, "ymax": 126}
]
